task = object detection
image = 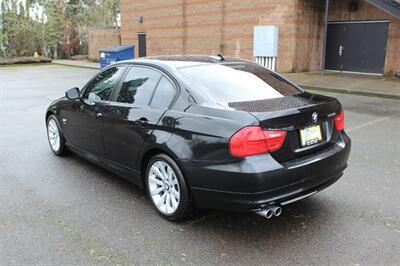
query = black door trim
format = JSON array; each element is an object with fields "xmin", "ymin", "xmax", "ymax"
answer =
[{"xmin": 328, "ymin": 19, "xmax": 389, "ymax": 24}]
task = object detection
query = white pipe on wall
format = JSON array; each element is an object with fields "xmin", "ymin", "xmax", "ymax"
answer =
[{"xmin": 255, "ymin": 56, "xmax": 277, "ymax": 72}]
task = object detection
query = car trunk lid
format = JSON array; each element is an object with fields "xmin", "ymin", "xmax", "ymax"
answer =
[{"xmin": 228, "ymin": 93, "xmax": 342, "ymax": 162}]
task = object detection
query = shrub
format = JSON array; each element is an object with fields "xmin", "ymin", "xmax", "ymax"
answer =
[{"xmin": 0, "ymin": 56, "xmax": 52, "ymax": 65}]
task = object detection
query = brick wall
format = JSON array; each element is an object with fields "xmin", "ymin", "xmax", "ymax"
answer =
[
  {"xmin": 120, "ymin": 0, "xmax": 399, "ymax": 74},
  {"xmin": 88, "ymin": 27, "xmax": 121, "ymax": 61},
  {"xmin": 257, "ymin": 1, "xmax": 325, "ymax": 72},
  {"xmin": 120, "ymin": 0, "xmax": 309, "ymax": 72}
]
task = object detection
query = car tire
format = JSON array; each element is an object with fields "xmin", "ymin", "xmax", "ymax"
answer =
[
  {"xmin": 46, "ymin": 114, "xmax": 66, "ymax": 156},
  {"xmin": 145, "ymin": 154, "xmax": 194, "ymax": 221}
]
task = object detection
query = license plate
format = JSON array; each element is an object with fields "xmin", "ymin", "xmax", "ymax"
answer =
[{"xmin": 299, "ymin": 125, "xmax": 322, "ymax": 147}]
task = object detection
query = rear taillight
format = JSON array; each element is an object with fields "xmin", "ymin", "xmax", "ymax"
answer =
[
  {"xmin": 229, "ymin": 126, "xmax": 286, "ymax": 157},
  {"xmin": 334, "ymin": 111, "xmax": 345, "ymax": 131}
]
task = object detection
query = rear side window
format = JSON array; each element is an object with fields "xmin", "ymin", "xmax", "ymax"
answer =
[
  {"xmin": 150, "ymin": 76, "xmax": 176, "ymax": 108},
  {"xmin": 178, "ymin": 63, "xmax": 301, "ymax": 104},
  {"xmin": 117, "ymin": 67, "xmax": 162, "ymax": 105}
]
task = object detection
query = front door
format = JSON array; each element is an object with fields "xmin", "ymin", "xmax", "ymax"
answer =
[
  {"xmin": 65, "ymin": 66, "xmax": 126, "ymax": 156},
  {"xmin": 325, "ymin": 21, "xmax": 389, "ymax": 74},
  {"xmin": 102, "ymin": 65, "xmax": 166, "ymax": 171}
]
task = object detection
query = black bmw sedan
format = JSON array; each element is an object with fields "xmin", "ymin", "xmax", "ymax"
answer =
[{"xmin": 46, "ymin": 55, "xmax": 351, "ymax": 221}]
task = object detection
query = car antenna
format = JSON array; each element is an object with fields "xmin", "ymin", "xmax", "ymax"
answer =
[{"xmin": 209, "ymin": 54, "xmax": 225, "ymax": 62}]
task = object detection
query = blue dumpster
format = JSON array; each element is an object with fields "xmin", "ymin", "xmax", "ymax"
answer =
[{"xmin": 99, "ymin": 45, "xmax": 135, "ymax": 69}]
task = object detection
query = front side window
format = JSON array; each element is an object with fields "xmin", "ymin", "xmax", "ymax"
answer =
[
  {"xmin": 117, "ymin": 67, "xmax": 162, "ymax": 105},
  {"xmin": 178, "ymin": 63, "xmax": 301, "ymax": 104},
  {"xmin": 150, "ymin": 76, "xmax": 176, "ymax": 108},
  {"xmin": 84, "ymin": 66, "xmax": 125, "ymax": 101}
]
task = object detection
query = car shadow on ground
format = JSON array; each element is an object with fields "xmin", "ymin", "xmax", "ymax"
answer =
[{"xmin": 62, "ymin": 151, "xmax": 340, "ymax": 243}]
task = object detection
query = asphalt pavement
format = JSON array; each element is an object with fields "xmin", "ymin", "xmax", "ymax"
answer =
[{"xmin": 1, "ymin": 65, "xmax": 399, "ymax": 265}]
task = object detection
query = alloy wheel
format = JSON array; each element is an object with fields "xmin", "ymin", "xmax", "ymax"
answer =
[
  {"xmin": 148, "ymin": 160, "xmax": 181, "ymax": 215},
  {"xmin": 47, "ymin": 119, "xmax": 60, "ymax": 152}
]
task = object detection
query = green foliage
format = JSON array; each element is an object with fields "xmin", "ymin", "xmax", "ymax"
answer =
[
  {"xmin": 42, "ymin": 0, "xmax": 64, "ymax": 53},
  {"xmin": 0, "ymin": 0, "xmax": 120, "ymax": 58},
  {"xmin": 1, "ymin": 0, "xmax": 43, "ymax": 57}
]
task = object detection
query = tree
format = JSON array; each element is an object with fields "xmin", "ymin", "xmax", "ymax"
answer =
[
  {"xmin": 0, "ymin": 0, "xmax": 43, "ymax": 57},
  {"xmin": 42, "ymin": 0, "xmax": 64, "ymax": 57},
  {"xmin": 0, "ymin": 0, "xmax": 121, "ymax": 58}
]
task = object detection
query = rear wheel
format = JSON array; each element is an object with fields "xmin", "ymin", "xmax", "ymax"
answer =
[
  {"xmin": 145, "ymin": 154, "xmax": 194, "ymax": 221},
  {"xmin": 46, "ymin": 115, "xmax": 66, "ymax": 156}
]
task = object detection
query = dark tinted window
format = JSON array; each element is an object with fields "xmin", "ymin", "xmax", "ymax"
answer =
[
  {"xmin": 117, "ymin": 67, "xmax": 161, "ymax": 105},
  {"xmin": 179, "ymin": 63, "xmax": 301, "ymax": 103},
  {"xmin": 84, "ymin": 66, "xmax": 124, "ymax": 101},
  {"xmin": 150, "ymin": 76, "xmax": 176, "ymax": 108}
]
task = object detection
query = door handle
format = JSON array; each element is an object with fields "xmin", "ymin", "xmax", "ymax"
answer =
[
  {"xmin": 136, "ymin": 117, "xmax": 149, "ymax": 126},
  {"xmin": 338, "ymin": 45, "xmax": 344, "ymax": 56},
  {"xmin": 89, "ymin": 112, "xmax": 102, "ymax": 118}
]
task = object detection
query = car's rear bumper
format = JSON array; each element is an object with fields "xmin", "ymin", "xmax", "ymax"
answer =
[{"xmin": 179, "ymin": 133, "xmax": 351, "ymax": 212}]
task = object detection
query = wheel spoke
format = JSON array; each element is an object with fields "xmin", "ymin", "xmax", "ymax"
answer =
[
  {"xmin": 149, "ymin": 174, "xmax": 163, "ymax": 186},
  {"xmin": 167, "ymin": 167, "xmax": 173, "ymax": 183},
  {"xmin": 50, "ymin": 121, "xmax": 56, "ymax": 132},
  {"xmin": 171, "ymin": 187, "xmax": 179, "ymax": 199},
  {"xmin": 152, "ymin": 165, "xmax": 165, "ymax": 180},
  {"xmin": 156, "ymin": 193, "xmax": 167, "ymax": 208},
  {"xmin": 165, "ymin": 193, "xmax": 171, "ymax": 213},
  {"xmin": 150, "ymin": 186, "xmax": 164, "ymax": 196},
  {"xmin": 171, "ymin": 176, "xmax": 178, "ymax": 186},
  {"xmin": 160, "ymin": 164, "xmax": 169, "ymax": 180},
  {"xmin": 170, "ymin": 193, "xmax": 178, "ymax": 209}
]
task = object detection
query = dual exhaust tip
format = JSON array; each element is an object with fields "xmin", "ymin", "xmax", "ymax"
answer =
[{"xmin": 256, "ymin": 206, "xmax": 282, "ymax": 219}]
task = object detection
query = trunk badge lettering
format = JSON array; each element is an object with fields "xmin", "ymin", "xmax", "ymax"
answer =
[
  {"xmin": 327, "ymin": 112, "xmax": 336, "ymax": 118},
  {"xmin": 312, "ymin": 112, "xmax": 318, "ymax": 123}
]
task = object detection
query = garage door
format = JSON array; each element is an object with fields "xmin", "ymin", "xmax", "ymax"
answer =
[{"xmin": 325, "ymin": 20, "xmax": 389, "ymax": 74}]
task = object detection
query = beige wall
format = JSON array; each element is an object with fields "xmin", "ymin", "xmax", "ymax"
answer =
[
  {"xmin": 120, "ymin": 0, "xmax": 400, "ymax": 74},
  {"xmin": 88, "ymin": 27, "xmax": 121, "ymax": 61}
]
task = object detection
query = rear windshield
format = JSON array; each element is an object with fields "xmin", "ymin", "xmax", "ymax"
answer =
[{"xmin": 178, "ymin": 63, "xmax": 301, "ymax": 103}]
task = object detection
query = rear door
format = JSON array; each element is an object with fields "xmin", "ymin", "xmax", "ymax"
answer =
[{"xmin": 102, "ymin": 65, "xmax": 177, "ymax": 170}]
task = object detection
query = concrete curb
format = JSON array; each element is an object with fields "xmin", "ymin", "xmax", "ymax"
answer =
[
  {"xmin": 301, "ymin": 85, "xmax": 400, "ymax": 100},
  {"xmin": 51, "ymin": 62, "xmax": 99, "ymax": 70}
]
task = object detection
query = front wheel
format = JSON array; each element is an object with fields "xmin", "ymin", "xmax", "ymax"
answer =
[
  {"xmin": 46, "ymin": 114, "xmax": 66, "ymax": 156},
  {"xmin": 145, "ymin": 154, "xmax": 194, "ymax": 221}
]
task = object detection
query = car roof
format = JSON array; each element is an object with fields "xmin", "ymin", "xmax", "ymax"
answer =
[{"xmin": 119, "ymin": 55, "xmax": 251, "ymax": 69}]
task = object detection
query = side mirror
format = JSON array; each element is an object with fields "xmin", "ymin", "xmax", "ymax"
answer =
[{"xmin": 66, "ymin": 87, "xmax": 80, "ymax": 100}]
